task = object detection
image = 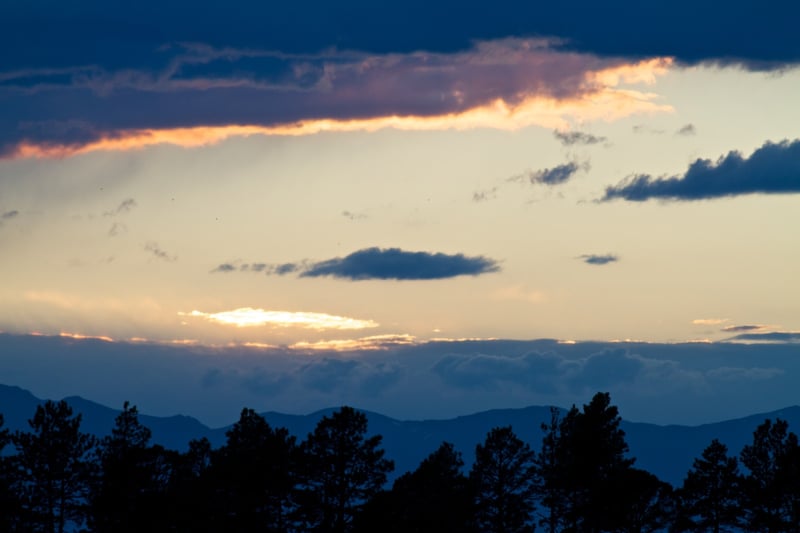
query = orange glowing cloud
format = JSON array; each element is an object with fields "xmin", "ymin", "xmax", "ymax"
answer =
[
  {"xmin": 181, "ymin": 307, "xmax": 379, "ymax": 330},
  {"xmin": 10, "ymin": 57, "xmax": 674, "ymax": 159},
  {"xmin": 290, "ymin": 334, "xmax": 417, "ymax": 352},
  {"xmin": 59, "ymin": 331, "xmax": 114, "ymax": 342}
]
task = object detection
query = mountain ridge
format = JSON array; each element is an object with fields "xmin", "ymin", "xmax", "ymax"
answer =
[{"xmin": 2, "ymin": 383, "xmax": 799, "ymax": 486}]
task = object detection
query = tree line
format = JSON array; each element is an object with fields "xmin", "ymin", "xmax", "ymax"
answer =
[{"xmin": 1, "ymin": 392, "xmax": 799, "ymax": 533}]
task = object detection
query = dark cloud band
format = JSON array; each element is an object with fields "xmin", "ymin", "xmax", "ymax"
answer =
[
  {"xmin": 213, "ymin": 247, "xmax": 500, "ymax": 281},
  {"xmin": 302, "ymin": 247, "xmax": 500, "ymax": 280},
  {"xmin": 602, "ymin": 139, "xmax": 800, "ymax": 201}
]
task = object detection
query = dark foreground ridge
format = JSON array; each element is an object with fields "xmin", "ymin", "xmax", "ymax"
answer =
[{"xmin": 3, "ymin": 385, "xmax": 800, "ymax": 532}]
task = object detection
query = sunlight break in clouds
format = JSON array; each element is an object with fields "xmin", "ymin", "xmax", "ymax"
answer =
[
  {"xmin": 692, "ymin": 318, "xmax": 730, "ymax": 326},
  {"xmin": 181, "ymin": 308, "xmax": 379, "ymax": 330},
  {"xmin": 290, "ymin": 334, "xmax": 417, "ymax": 352}
]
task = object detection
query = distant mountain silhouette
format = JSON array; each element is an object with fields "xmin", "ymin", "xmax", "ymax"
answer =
[{"xmin": 2, "ymin": 383, "xmax": 799, "ymax": 486}]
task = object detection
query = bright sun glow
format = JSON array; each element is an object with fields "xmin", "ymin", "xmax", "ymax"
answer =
[{"xmin": 181, "ymin": 307, "xmax": 379, "ymax": 330}]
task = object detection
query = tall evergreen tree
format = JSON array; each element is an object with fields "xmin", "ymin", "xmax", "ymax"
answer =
[
  {"xmin": 535, "ymin": 407, "xmax": 568, "ymax": 533},
  {"xmin": 614, "ymin": 467, "xmax": 673, "ymax": 533},
  {"xmin": 0, "ymin": 413, "xmax": 23, "ymax": 532},
  {"xmin": 207, "ymin": 408, "xmax": 299, "ymax": 533},
  {"xmin": 163, "ymin": 437, "xmax": 215, "ymax": 533},
  {"xmin": 677, "ymin": 439, "xmax": 742, "ymax": 533},
  {"xmin": 89, "ymin": 401, "xmax": 169, "ymax": 533},
  {"xmin": 298, "ymin": 406, "xmax": 394, "ymax": 533},
  {"xmin": 12, "ymin": 400, "xmax": 97, "ymax": 533},
  {"xmin": 739, "ymin": 418, "xmax": 800, "ymax": 533},
  {"xmin": 470, "ymin": 426, "xmax": 536, "ymax": 533},
  {"xmin": 550, "ymin": 392, "xmax": 635, "ymax": 533},
  {"xmin": 357, "ymin": 441, "xmax": 474, "ymax": 532}
]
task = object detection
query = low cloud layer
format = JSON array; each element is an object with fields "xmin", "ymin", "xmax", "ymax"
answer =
[
  {"xmin": 1, "ymin": 335, "xmax": 799, "ymax": 427},
  {"xmin": 602, "ymin": 139, "xmax": 800, "ymax": 201},
  {"xmin": 213, "ymin": 247, "xmax": 500, "ymax": 281}
]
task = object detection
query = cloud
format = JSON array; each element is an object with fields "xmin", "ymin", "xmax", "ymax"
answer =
[
  {"xmin": 0, "ymin": 210, "xmax": 19, "ymax": 228},
  {"xmin": 578, "ymin": 254, "xmax": 619, "ymax": 265},
  {"xmin": 602, "ymin": 139, "xmax": 800, "ymax": 201},
  {"xmin": 510, "ymin": 161, "xmax": 587, "ymax": 187},
  {"xmin": 297, "ymin": 358, "xmax": 403, "ymax": 396},
  {"xmin": 211, "ymin": 263, "xmax": 237, "ymax": 273},
  {"xmin": 144, "ymin": 242, "xmax": 177, "ymax": 262},
  {"xmin": 720, "ymin": 324, "xmax": 767, "ymax": 333},
  {"xmin": 0, "ymin": 37, "xmax": 674, "ymax": 159},
  {"xmin": 342, "ymin": 210, "xmax": 367, "ymax": 221},
  {"xmin": 530, "ymin": 162, "xmax": 583, "ymax": 185},
  {"xmin": 103, "ymin": 198, "xmax": 137, "ymax": 217},
  {"xmin": 4, "ymin": 333, "xmax": 800, "ymax": 427},
  {"xmin": 432, "ymin": 347, "xmax": 705, "ymax": 395},
  {"xmin": 632, "ymin": 124, "xmax": 665, "ymax": 135},
  {"xmin": 433, "ymin": 351, "xmax": 565, "ymax": 392},
  {"xmin": 676, "ymin": 123, "xmax": 696, "ymax": 136},
  {"xmin": 300, "ymin": 247, "xmax": 500, "ymax": 280},
  {"xmin": 472, "ymin": 187, "xmax": 499, "ymax": 202},
  {"xmin": 211, "ymin": 261, "xmax": 301, "ymax": 275},
  {"xmin": 706, "ymin": 366, "xmax": 785, "ymax": 381},
  {"xmin": 692, "ymin": 318, "xmax": 729, "ymax": 326},
  {"xmin": 553, "ymin": 130, "xmax": 607, "ymax": 146},
  {"xmin": 181, "ymin": 307, "xmax": 379, "ymax": 330},
  {"xmin": 727, "ymin": 332, "xmax": 800, "ymax": 343},
  {"xmin": 290, "ymin": 334, "xmax": 417, "ymax": 352},
  {"xmin": 108, "ymin": 222, "xmax": 127, "ymax": 237}
]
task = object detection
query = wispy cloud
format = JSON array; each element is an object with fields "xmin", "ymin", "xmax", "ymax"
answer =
[
  {"xmin": 726, "ymin": 332, "xmax": 800, "ymax": 344},
  {"xmin": 553, "ymin": 130, "xmax": 608, "ymax": 146},
  {"xmin": 721, "ymin": 324, "xmax": 768, "ymax": 333},
  {"xmin": 472, "ymin": 187, "xmax": 499, "ymax": 203},
  {"xmin": 180, "ymin": 308, "xmax": 379, "ymax": 330},
  {"xmin": 578, "ymin": 254, "xmax": 619, "ymax": 265},
  {"xmin": 0, "ymin": 209, "xmax": 19, "ymax": 228},
  {"xmin": 509, "ymin": 160, "xmax": 589, "ymax": 186},
  {"xmin": 475, "ymin": 158, "xmax": 589, "ymax": 202},
  {"xmin": 676, "ymin": 123, "xmax": 696, "ymax": 136},
  {"xmin": 102, "ymin": 198, "xmax": 137, "ymax": 217},
  {"xmin": 108, "ymin": 222, "xmax": 127, "ymax": 237},
  {"xmin": 342, "ymin": 210, "xmax": 367, "ymax": 221},
  {"xmin": 603, "ymin": 139, "xmax": 800, "ymax": 201},
  {"xmin": 692, "ymin": 318, "xmax": 729, "ymax": 326},
  {"xmin": 144, "ymin": 242, "xmax": 177, "ymax": 262}
]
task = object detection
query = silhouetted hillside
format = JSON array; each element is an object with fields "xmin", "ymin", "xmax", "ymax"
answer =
[{"xmin": 2, "ymin": 383, "xmax": 799, "ymax": 485}]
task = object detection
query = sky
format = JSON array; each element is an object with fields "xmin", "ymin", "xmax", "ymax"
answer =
[{"xmin": 1, "ymin": 0, "xmax": 799, "ymax": 427}]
